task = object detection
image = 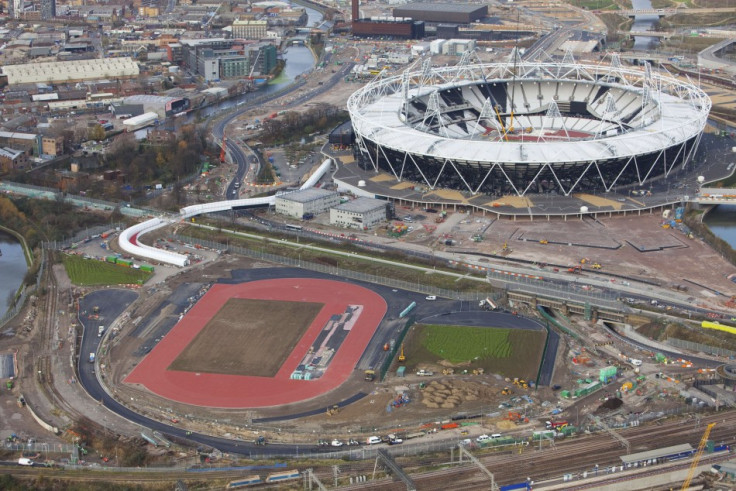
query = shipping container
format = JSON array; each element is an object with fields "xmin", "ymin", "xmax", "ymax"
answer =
[
  {"xmin": 140, "ymin": 265, "xmax": 154, "ymax": 272},
  {"xmin": 105, "ymin": 256, "xmax": 117, "ymax": 263}
]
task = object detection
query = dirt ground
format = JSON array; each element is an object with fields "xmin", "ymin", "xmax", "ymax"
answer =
[{"xmin": 169, "ymin": 298, "xmax": 323, "ymax": 377}]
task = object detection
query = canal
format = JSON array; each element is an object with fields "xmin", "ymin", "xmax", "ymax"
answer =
[
  {"xmin": 704, "ymin": 204, "xmax": 736, "ymax": 250},
  {"xmin": 0, "ymin": 231, "xmax": 27, "ymax": 319}
]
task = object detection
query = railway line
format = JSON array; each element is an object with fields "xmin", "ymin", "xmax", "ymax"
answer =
[{"xmin": 326, "ymin": 410, "xmax": 736, "ymax": 490}]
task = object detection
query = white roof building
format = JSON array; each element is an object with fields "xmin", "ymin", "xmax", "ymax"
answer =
[{"xmin": 1, "ymin": 57, "xmax": 139, "ymax": 85}]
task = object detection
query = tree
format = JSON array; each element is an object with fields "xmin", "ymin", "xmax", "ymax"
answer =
[{"xmin": 89, "ymin": 124, "xmax": 106, "ymax": 141}]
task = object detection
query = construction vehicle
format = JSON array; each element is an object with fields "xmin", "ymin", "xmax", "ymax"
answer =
[
  {"xmin": 472, "ymin": 368, "xmax": 485, "ymax": 375},
  {"xmin": 540, "ymin": 239, "xmax": 548, "ymax": 244},
  {"xmin": 592, "ymin": 263, "xmax": 602, "ymax": 270},
  {"xmin": 680, "ymin": 422, "xmax": 716, "ymax": 490},
  {"xmin": 326, "ymin": 405, "xmax": 340, "ymax": 416},
  {"xmin": 506, "ymin": 412, "xmax": 529, "ymax": 424},
  {"xmin": 442, "ymin": 368, "xmax": 455, "ymax": 375},
  {"xmin": 255, "ymin": 436, "xmax": 266, "ymax": 445},
  {"xmin": 398, "ymin": 343, "xmax": 406, "ymax": 362},
  {"xmin": 6, "ymin": 380, "xmax": 13, "ymax": 390},
  {"xmin": 513, "ymin": 378, "xmax": 529, "ymax": 389},
  {"xmin": 501, "ymin": 387, "xmax": 512, "ymax": 395},
  {"xmin": 364, "ymin": 369, "xmax": 375, "ymax": 382},
  {"xmin": 567, "ymin": 265, "xmax": 582, "ymax": 274}
]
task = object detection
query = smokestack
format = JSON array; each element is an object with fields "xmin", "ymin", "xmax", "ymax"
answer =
[{"xmin": 352, "ymin": 0, "xmax": 359, "ymax": 22}]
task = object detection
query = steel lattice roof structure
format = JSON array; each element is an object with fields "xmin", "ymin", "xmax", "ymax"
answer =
[{"xmin": 347, "ymin": 53, "xmax": 710, "ymax": 197}]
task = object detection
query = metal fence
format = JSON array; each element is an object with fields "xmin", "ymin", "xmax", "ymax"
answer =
[
  {"xmin": 668, "ymin": 337, "xmax": 736, "ymax": 359},
  {"xmin": 173, "ymin": 233, "xmax": 494, "ymax": 302}
]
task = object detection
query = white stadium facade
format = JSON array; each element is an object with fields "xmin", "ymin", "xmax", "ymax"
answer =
[{"xmin": 347, "ymin": 54, "xmax": 710, "ymax": 198}]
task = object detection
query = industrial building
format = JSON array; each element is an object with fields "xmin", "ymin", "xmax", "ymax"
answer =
[
  {"xmin": 330, "ymin": 197, "xmax": 388, "ymax": 230},
  {"xmin": 123, "ymin": 112, "xmax": 159, "ymax": 132},
  {"xmin": 231, "ymin": 20, "xmax": 268, "ymax": 39},
  {"xmin": 0, "ymin": 147, "xmax": 30, "ymax": 172},
  {"xmin": 121, "ymin": 95, "xmax": 190, "ymax": 119},
  {"xmin": 392, "ymin": 3, "xmax": 488, "ymax": 24},
  {"xmin": 352, "ymin": 18, "xmax": 425, "ymax": 39},
  {"xmin": 351, "ymin": 0, "xmax": 424, "ymax": 39},
  {"xmin": 275, "ymin": 188, "xmax": 340, "ymax": 219},
  {"xmin": 0, "ymin": 57, "xmax": 140, "ymax": 85},
  {"xmin": 0, "ymin": 131, "xmax": 40, "ymax": 155}
]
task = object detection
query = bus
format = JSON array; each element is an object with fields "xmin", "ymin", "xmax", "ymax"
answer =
[{"xmin": 285, "ymin": 224, "xmax": 302, "ymax": 231}]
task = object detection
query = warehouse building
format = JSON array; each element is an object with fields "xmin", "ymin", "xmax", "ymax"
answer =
[
  {"xmin": 330, "ymin": 197, "xmax": 388, "ymax": 230},
  {"xmin": 275, "ymin": 188, "xmax": 340, "ymax": 219},
  {"xmin": 0, "ymin": 147, "xmax": 30, "ymax": 172},
  {"xmin": 0, "ymin": 57, "xmax": 140, "ymax": 85},
  {"xmin": 231, "ymin": 20, "xmax": 268, "ymax": 39},
  {"xmin": 392, "ymin": 3, "xmax": 488, "ymax": 24},
  {"xmin": 122, "ymin": 95, "xmax": 190, "ymax": 119}
]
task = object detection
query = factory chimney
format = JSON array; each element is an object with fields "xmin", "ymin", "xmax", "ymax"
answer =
[{"xmin": 352, "ymin": 0, "xmax": 359, "ymax": 22}]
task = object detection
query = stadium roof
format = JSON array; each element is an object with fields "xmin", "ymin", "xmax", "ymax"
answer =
[{"xmin": 348, "ymin": 62, "xmax": 708, "ymax": 166}]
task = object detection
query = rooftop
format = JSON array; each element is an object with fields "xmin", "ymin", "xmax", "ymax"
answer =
[
  {"xmin": 278, "ymin": 188, "xmax": 337, "ymax": 203},
  {"xmin": 334, "ymin": 197, "xmax": 386, "ymax": 213}
]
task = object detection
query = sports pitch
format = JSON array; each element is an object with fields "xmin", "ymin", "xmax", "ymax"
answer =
[{"xmin": 168, "ymin": 298, "xmax": 323, "ymax": 377}]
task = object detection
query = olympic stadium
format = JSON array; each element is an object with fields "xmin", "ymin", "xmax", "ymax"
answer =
[{"xmin": 345, "ymin": 55, "xmax": 710, "ymax": 201}]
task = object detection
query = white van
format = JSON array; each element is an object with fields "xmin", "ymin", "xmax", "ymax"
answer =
[
  {"xmin": 366, "ymin": 436, "xmax": 382, "ymax": 445},
  {"xmin": 425, "ymin": 295, "xmax": 437, "ymax": 301},
  {"xmin": 491, "ymin": 433, "xmax": 502, "ymax": 439}
]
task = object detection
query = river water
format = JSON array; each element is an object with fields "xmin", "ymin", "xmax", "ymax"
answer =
[
  {"xmin": 704, "ymin": 204, "xmax": 736, "ymax": 249},
  {"xmin": 0, "ymin": 231, "xmax": 27, "ymax": 318},
  {"xmin": 630, "ymin": 0, "xmax": 659, "ymax": 51}
]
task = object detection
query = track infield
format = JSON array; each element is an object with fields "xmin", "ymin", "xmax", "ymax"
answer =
[
  {"xmin": 168, "ymin": 298, "xmax": 324, "ymax": 377},
  {"xmin": 124, "ymin": 278, "xmax": 387, "ymax": 408}
]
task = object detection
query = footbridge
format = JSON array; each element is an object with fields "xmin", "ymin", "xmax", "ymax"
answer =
[
  {"xmin": 118, "ymin": 158, "xmax": 334, "ymax": 267},
  {"xmin": 508, "ymin": 291, "xmax": 627, "ymax": 323}
]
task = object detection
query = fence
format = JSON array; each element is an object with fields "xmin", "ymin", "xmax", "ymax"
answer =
[
  {"xmin": 668, "ymin": 337, "xmax": 736, "ymax": 359},
  {"xmin": 43, "ymin": 223, "xmax": 127, "ymax": 251},
  {"xmin": 173, "ymin": 233, "xmax": 494, "ymax": 302}
]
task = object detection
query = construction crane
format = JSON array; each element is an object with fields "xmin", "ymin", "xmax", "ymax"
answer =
[
  {"xmin": 398, "ymin": 343, "xmax": 406, "ymax": 362},
  {"xmin": 680, "ymin": 422, "xmax": 716, "ymax": 490},
  {"xmin": 246, "ymin": 49, "xmax": 262, "ymax": 80}
]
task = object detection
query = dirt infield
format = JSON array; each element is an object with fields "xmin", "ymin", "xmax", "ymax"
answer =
[
  {"xmin": 124, "ymin": 278, "xmax": 387, "ymax": 408},
  {"xmin": 168, "ymin": 298, "xmax": 323, "ymax": 377}
]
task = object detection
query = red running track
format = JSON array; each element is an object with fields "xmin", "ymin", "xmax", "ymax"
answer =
[{"xmin": 125, "ymin": 279, "xmax": 387, "ymax": 408}]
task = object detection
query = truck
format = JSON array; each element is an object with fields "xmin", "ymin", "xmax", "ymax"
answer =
[
  {"xmin": 89, "ymin": 352, "xmax": 95, "ymax": 363},
  {"xmin": 18, "ymin": 458, "xmax": 33, "ymax": 466},
  {"xmin": 98, "ymin": 325, "xmax": 105, "ymax": 337},
  {"xmin": 364, "ymin": 369, "xmax": 375, "ymax": 381},
  {"xmin": 480, "ymin": 298, "xmax": 498, "ymax": 311},
  {"xmin": 416, "ymin": 369, "xmax": 434, "ymax": 377}
]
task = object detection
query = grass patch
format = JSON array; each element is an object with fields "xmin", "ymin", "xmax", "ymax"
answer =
[
  {"xmin": 404, "ymin": 324, "xmax": 546, "ymax": 379},
  {"xmin": 61, "ymin": 254, "xmax": 151, "ymax": 286},
  {"xmin": 423, "ymin": 325, "xmax": 513, "ymax": 363}
]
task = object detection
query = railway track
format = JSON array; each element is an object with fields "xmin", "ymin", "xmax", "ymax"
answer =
[{"xmin": 329, "ymin": 410, "xmax": 736, "ymax": 490}]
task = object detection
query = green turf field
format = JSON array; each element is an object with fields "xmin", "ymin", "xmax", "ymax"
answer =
[
  {"xmin": 404, "ymin": 324, "xmax": 545, "ymax": 379},
  {"xmin": 62, "ymin": 254, "xmax": 151, "ymax": 286}
]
